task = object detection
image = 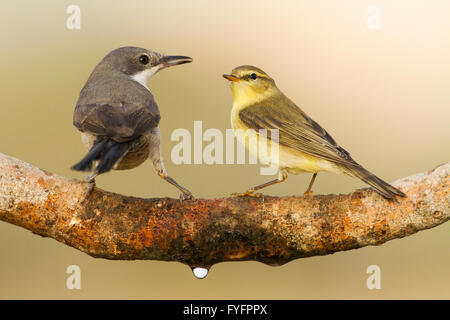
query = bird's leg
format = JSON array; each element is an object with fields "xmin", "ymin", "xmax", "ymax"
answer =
[
  {"xmin": 157, "ymin": 171, "xmax": 193, "ymax": 201},
  {"xmin": 82, "ymin": 173, "xmax": 98, "ymax": 202},
  {"xmin": 151, "ymin": 154, "xmax": 193, "ymax": 201},
  {"xmin": 303, "ymin": 173, "xmax": 318, "ymax": 196},
  {"xmin": 148, "ymin": 128, "xmax": 193, "ymax": 201},
  {"xmin": 232, "ymin": 171, "xmax": 288, "ymax": 198}
]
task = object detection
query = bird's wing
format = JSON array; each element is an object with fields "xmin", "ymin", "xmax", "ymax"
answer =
[
  {"xmin": 73, "ymin": 78, "xmax": 160, "ymax": 143},
  {"xmin": 238, "ymin": 95, "xmax": 357, "ymax": 167}
]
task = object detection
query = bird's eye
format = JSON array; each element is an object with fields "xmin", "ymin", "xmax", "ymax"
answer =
[
  {"xmin": 250, "ymin": 73, "xmax": 257, "ymax": 80},
  {"xmin": 139, "ymin": 55, "xmax": 149, "ymax": 65}
]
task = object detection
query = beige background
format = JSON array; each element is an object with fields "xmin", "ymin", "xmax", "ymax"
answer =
[{"xmin": 0, "ymin": 0, "xmax": 449, "ymax": 299}]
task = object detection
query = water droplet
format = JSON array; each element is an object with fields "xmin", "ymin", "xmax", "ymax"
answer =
[{"xmin": 192, "ymin": 267, "xmax": 209, "ymax": 279}]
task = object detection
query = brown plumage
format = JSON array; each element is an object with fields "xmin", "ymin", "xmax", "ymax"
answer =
[{"xmin": 72, "ymin": 46, "xmax": 193, "ymax": 200}]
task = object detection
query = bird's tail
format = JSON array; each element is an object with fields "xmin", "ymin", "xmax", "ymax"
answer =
[
  {"xmin": 71, "ymin": 138, "xmax": 129, "ymax": 175},
  {"xmin": 346, "ymin": 164, "xmax": 406, "ymax": 199}
]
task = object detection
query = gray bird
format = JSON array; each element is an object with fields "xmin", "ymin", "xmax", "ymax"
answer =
[{"xmin": 72, "ymin": 46, "xmax": 193, "ymax": 200}]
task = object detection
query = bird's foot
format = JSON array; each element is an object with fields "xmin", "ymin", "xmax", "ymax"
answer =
[
  {"xmin": 82, "ymin": 178, "xmax": 96, "ymax": 203},
  {"xmin": 179, "ymin": 191, "xmax": 194, "ymax": 202},
  {"xmin": 303, "ymin": 190, "xmax": 314, "ymax": 196},
  {"xmin": 231, "ymin": 190, "xmax": 263, "ymax": 198}
]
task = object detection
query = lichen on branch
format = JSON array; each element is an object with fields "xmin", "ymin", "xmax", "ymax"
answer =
[{"xmin": 0, "ymin": 153, "xmax": 448, "ymax": 270}]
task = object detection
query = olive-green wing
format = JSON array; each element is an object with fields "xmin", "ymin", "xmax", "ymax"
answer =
[{"xmin": 238, "ymin": 96, "xmax": 357, "ymax": 167}]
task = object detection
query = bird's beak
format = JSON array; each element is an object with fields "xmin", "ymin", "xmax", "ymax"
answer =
[
  {"xmin": 222, "ymin": 74, "xmax": 242, "ymax": 82},
  {"xmin": 158, "ymin": 55, "xmax": 193, "ymax": 68}
]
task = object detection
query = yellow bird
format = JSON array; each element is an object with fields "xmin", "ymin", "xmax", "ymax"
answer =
[{"xmin": 223, "ymin": 65, "xmax": 406, "ymax": 199}]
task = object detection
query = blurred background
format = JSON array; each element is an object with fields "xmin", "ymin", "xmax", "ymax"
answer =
[{"xmin": 0, "ymin": 0, "xmax": 449, "ymax": 299}]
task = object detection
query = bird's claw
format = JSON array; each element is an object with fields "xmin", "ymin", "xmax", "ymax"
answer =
[
  {"xmin": 231, "ymin": 190, "xmax": 263, "ymax": 198},
  {"xmin": 179, "ymin": 192, "xmax": 194, "ymax": 202},
  {"xmin": 303, "ymin": 190, "xmax": 313, "ymax": 196}
]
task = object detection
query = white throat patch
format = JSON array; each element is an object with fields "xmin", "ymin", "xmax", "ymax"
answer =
[{"xmin": 131, "ymin": 66, "xmax": 161, "ymax": 89}]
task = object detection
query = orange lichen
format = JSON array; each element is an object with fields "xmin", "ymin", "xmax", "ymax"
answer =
[{"xmin": 0, "ymin": 153, "xmax": 448, "ymax": 267}]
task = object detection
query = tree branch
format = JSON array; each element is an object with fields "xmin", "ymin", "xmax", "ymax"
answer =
[{"xmin": 0, "ymin": 152, "xmax": 448, "ymax": 271}]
